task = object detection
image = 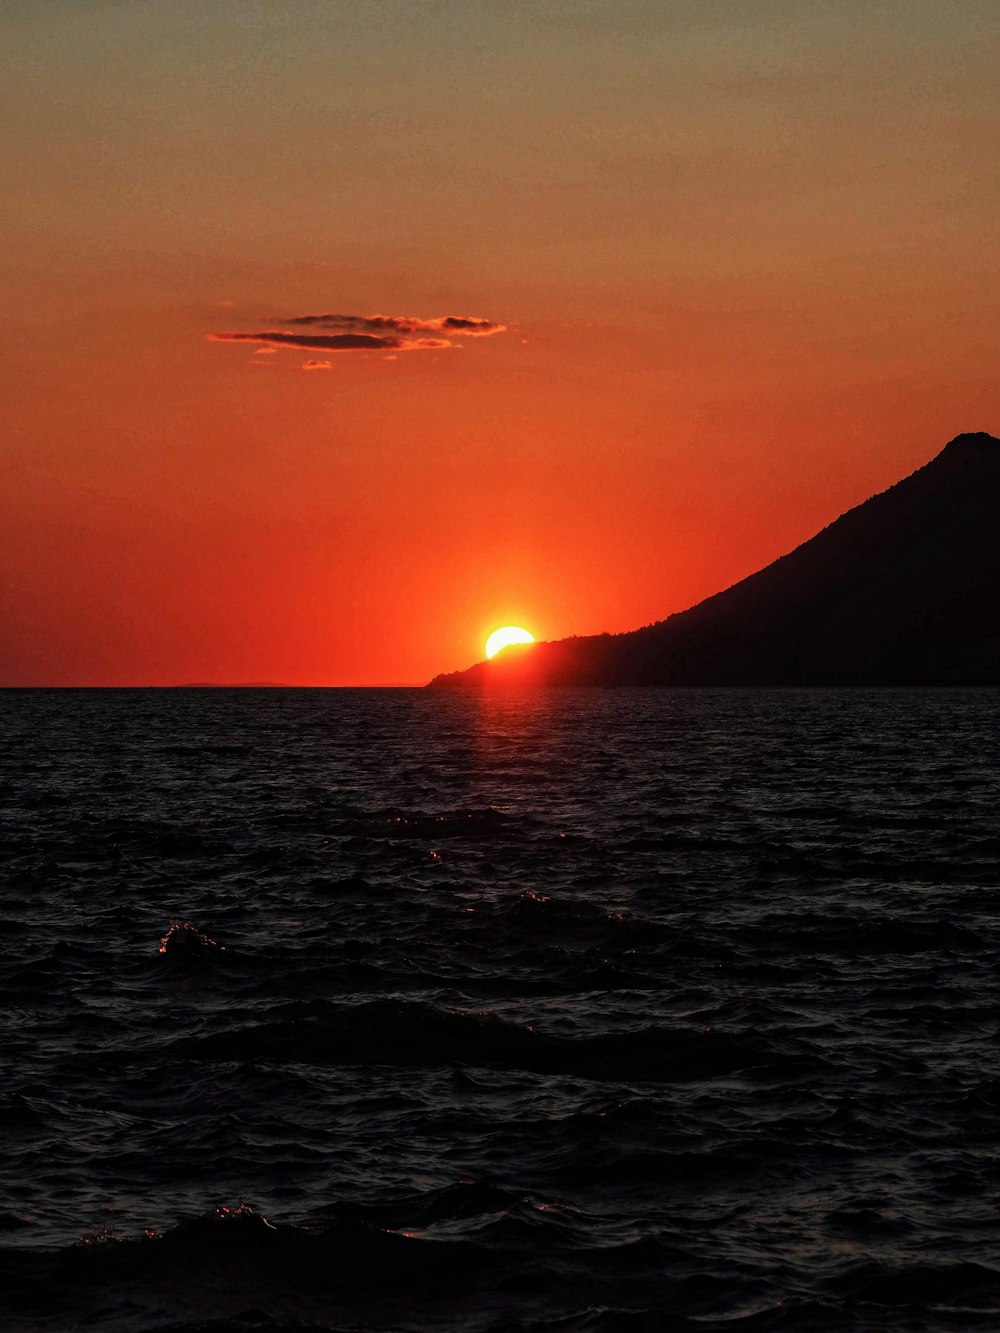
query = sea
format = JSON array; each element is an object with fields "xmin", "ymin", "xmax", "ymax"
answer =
[{"xmin": 2, "ymin": 686, "xmax": 999, "ymax": 1332}]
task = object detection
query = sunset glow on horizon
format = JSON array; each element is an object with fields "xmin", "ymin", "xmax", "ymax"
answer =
[{"xmin": 2, "ymin": 2, "xmax": 997, "ymax": 685}]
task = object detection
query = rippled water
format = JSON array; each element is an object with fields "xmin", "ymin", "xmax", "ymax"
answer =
[{"xmin": 2, "ymin": 687, "xmax": 999, "ymax": 1331}]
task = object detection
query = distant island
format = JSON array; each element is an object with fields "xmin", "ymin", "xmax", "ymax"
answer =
[{"xmin": 430, "ymin": 432, "xmax": 1000, "ymax": 687}]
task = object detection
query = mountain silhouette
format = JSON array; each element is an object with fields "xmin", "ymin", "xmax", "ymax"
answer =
[{"xmin": 430, "ymin": 433, "xmax": 1000, "ymax": 687}]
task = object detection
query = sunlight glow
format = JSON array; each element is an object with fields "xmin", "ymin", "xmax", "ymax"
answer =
[{"xmin": 485, "ymin": 626, "xmax": 535, "ymax": 659}]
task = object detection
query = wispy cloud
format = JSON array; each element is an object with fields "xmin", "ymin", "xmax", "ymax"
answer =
[
  {"xmin": 286, "ymin": 313, "xmax": 505, "ymax": 337},
  {"xmin": 211, "ymin": 331, "xmax": 398, "ymax": 352},
  {"xmin": 301, "ymin": 359, "xmax": 332, "ymax": 370},
  {"xmin": 210, "ymin": 311, "xmax": 507, "ymax": 357}
]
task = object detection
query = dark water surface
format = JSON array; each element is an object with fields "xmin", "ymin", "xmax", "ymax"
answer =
[{"xmin": 2, "ymin": 687, "xmax": 999, "ymax": 1331}]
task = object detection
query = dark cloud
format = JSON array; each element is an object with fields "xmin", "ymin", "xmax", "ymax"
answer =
[
  {"xmin": 209, "ymin": 311, "xmax": 506, "ymax": 359},
  {"xmin": 437, "ymin": 316, "xmax": 503, "ymax": 334},
  {"xmin": 210, "ymin": 331, "xmax": 400, "ymax": 351},
  {"xmin": 286, "ymin": 313, "xmax": 506, "ymax": 337}
]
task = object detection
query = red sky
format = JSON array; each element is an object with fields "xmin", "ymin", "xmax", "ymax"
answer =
[{"xmin": 3, "ymin": 1, "xmax": 997, "ymax": 684}]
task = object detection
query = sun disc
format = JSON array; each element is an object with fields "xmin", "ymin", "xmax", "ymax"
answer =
[{"xmin": 485, "ymin": 626, "xmax": 535, "ymax": 659}]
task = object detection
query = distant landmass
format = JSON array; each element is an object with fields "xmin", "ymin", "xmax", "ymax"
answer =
[{"xmin": 430, "ymin": 432, "xmax": 1000, "ymax": 687}]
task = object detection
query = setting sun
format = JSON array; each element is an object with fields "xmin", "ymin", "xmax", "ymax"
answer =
[{"xmin": 485, "ymin": 626, "xmax": 535, "ymax": 659}]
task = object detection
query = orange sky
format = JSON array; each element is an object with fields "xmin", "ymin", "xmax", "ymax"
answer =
[{"xmin": 2, "ymin": 1, "xmax": 997, "ymax": 684}]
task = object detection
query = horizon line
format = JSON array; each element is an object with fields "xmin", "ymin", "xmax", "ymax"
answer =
[{"xmin": 0, "ymin": 682, "xmax": 425, "ymax": 690}]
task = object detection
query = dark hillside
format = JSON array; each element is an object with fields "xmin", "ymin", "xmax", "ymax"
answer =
[{"xmin": 430, "ymin": 433, "xmax": 1000, "ymax": 686}]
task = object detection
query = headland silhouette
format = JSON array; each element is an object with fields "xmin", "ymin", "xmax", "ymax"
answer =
[{"xmin": 430, "ymin": 432, "xmax": 1000, "ymax": 687}]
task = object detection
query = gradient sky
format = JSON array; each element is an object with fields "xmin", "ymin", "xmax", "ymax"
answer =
[{"xmin": 3, "ymin": 0, "xmax": 997, "ymax": 685}]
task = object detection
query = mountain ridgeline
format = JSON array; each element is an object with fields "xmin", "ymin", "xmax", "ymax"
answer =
[{"xmin": 430, "ymin": 433, "xmax": 1000, "ymax": 687}]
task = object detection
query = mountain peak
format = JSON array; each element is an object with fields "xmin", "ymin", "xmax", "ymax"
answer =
[{"xmin": 943, "ymin": 431, "xmax": 999, "ymax": 451}]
